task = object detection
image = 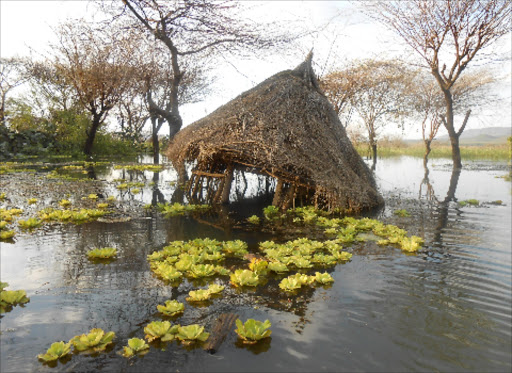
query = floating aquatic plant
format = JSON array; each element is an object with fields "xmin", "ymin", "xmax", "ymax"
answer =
[
  {"xmin": 144, "ymin": 321, "xmax": 179, "ymax": 342},
  {"xmin": 116, "ymin": 183, "xmax": 129, "ymax": 190},
  {"xmin": 247, "ymin": 215, "xmax": 260, "ymax": 225},
  {"xmin": 59, "ymin": 199, "xmax": 71, "ymax": 207},
  {"xmin": 131, "ymin": 188, "xmax": 140, "ymax": 194},
  {"xmin": 207, "ymin": 283, "xmax": 225, "ymax": 294},
  {"xmin": 235, "ymin": 319, "xmax": 272, "ymax": 344},
  {"xmin": 157, "ymin": 202, "xmax": 210, "ymax": 217},
  {"xmin": 267, "ymin": 261, "xmax": 289, "ymax": 274},
  {"xmin": 27, "ymin": 198, "xmax": 38, "ymax": 205},
  {"xmin": 0, "ymin": 192, "xmax": 6, "ymax": 201},
  {"xmin": 0, "ymin": 221, "xmax": 9, "ymax": 229},
  {"xmin": 157, "ymin": 300, "xmax": 185, "ymax": 317},
  {"xmin": 87, "ymin": 247, "xmax": 117, "ymax": 259},
  {"xmin": 230, "ymin": 269, "xmax": 260, "ymax": 287},
  {"xmin": 38, "ymin": 341, "xmax": 72, "ymax": 362},
  {"xmin": 96, "ymin": 203, "xmax": 109, "ymax": 209},
  {"xmin": 0, "ymin": 208, "xmax": 23, "ymax": 222},
  {"xmin": 222, "ymin": 240, "xmax": 248, "ymax": 257},
  {"xmin": 18, "ymin": 217, "xmax": 43, "ymax": 230},
  {"xmin": 279, "ymin": 273, "xmax": 315, "ymax": 292},
  {"xmin": 175, "ymin": 325, "xmax": 209, "ymax": 344},
  {"xmin": 263, "ymin": 205, "xmax": 281, "ymax": 221},
  {"xmin": 1, "ymin": 285, "xmax": 30, "ymax": 313},
  {"xmin": 88, "ymin": 194, "xmax": 98, "ymax": 200},
  {"xmin": 248, "ymin": 258, "xmax": 269, "ymax": 276},
  {"xmin": 121, "ymin": 338, "xmax": 149, "ymax": 357},
  {"xmin": 153, "ymin": 263, "xmax": 183, "ymax": 281},
  {"xmin": 38, "ymin": 208, "xmax": 108, "ymax": 224},
  {"xmin": 186, "ymin": 289, "xmax": 212, "ymax": 302},
  {"xmin": 0, "ymin": 230, "xmax": 15, "ymax": 240},
  {"xmin": 313, "ymin": 272, "xmax": 334, "ymax": 284},
  {"xmin": 393, "ymin": 209, "xmax": 411, "ymax": 217},
  {"xmin": 70, "ymin": 328, "xmax": 115, "ymax": 352}
]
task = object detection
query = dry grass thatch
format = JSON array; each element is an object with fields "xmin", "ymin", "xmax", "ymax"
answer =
[{"xmin": 167, "ymin": 53, "xmax": 384, "ymax": 212}]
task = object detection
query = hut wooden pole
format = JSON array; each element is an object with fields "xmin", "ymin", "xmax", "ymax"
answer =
[{"xmin": 221, "ymin": 164, "xmax": 234, "ymax": 204}]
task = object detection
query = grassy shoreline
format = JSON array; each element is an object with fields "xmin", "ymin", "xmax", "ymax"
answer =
[{"xmin": 354, "ymin": 142, "xmax": 511, "ymax": 161}]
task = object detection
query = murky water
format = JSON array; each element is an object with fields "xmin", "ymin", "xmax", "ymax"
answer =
[{"xmin": 1, "ymin": 155, "xmax": 511, "ymax": 372}]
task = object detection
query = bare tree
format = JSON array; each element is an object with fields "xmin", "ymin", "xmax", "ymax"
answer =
[
  {"xmin": 51, "ymin": 20, "xmax": 140, "ymax": 156},
  {"xmin": 102, "ymin": 0, "xmax": 293, "ymax": 146},
  {"xmin": 323, "ymin": 59, "xmax": 415, "ymax": 166},
  {"xmin": 363, "ymin": 0, "xmax": 512, "ymax": 168},
  {"xmin": 0, "ymin": 58, "xmax": 29, "ymax": 126}
]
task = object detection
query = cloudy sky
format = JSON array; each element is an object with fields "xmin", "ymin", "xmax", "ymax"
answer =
[{"xmin": 1, "ymin": 0, "xmax": 510, "ymax": 138}]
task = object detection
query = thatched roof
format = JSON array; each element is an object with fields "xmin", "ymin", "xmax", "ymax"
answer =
[{"xmin": 167, "ymin": 53, "xmax": 384, "ymax": 211}]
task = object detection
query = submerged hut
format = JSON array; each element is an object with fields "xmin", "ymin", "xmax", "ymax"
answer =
[{"xmin": 167, "ymin": 53, "xmax": 384, "ymax": 212}]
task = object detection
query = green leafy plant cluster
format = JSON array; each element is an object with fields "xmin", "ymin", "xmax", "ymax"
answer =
[
  {"xmin": 121, "ymin": 338, "xmax": 149, "ymax": 357},
  {"xmin": 38, "ymin": 207, "xmax": 109, "ymax": 224},
  {"xmin": 393, "ymin": 209, "xmax": 411, "ymax": 217},
  {"xmin": 156, "ymin": 202, "xmax": 210, "ymax": 217},
  {"xmin": 0, "ymin": 208, "xmax": 23, "ymax": 222},
  {"xmin": 247, "ymin": 215, "xmax": 261, "ymax": 224},
  {"xmin": 175, "ymin": 324, "xmax": 210, "ymax": 345},
  {"xmin": 230, "ymin": 269, "xmax": 260, "ymax": 287},
  {"xmin": 157, "ymin": 299, "xmax": 185, "ymax": 317},
  {"xmin": 278, "ymin": 272, "xmax": 334, "ymax": 292},
  {"xmin": 186, "ymin": 284, "xmax": 225, "ymax": 302},
  {"xmin": 18, "ymin": 217, "xmax": 43, "ymax": 230},
  {"xmin": 87, "ymin": 247, "xmax": 118, "ymax": 260},
  {"xmin": 235, "ymin": 319, "xmax": 272, "ymax": 344},
  {"xmin": 114, "ymin": 164, "xmax": 163, "ymax": 172},
  {"xmin": 1, "ymin": 282, "xmax": 30, "ymax": 313},
  {"xmin": 37, "ymin": 341, "xmax": 72, "ymax": 363},
  {"xmin": 147, "ymin": 239, "xmax": 248, "ymax": 283},
  {"xmin": 70, "ymin": 328, "xmax": 116, "ymax": 353},
  {"xmin": 144, "ymin": 320, "xmax": 179, "ymax": 342},
  {"xmin": 458, "ymin": 199, "xmax": 480, "ymax": 207}
]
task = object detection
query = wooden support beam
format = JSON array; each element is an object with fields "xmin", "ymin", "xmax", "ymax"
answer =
[{"xmin": 221, "ymin": 164, "xmax": 234, "ymax": 204}]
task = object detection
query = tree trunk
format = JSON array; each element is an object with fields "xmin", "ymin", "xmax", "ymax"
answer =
[
  {"xmin": 440, "ymin": 89, "xmax": 463, "ymax": 169},
  {"xmin": 221, "ymin": 164, "xmax": 234, "ymax": 204},
  {"xmin": 423, "ymin": 140, "xmax": 432, "ymax": 169},
  {"xmin": 84, "ymin": 114, "xmax": 102, "ymax": 157},
  {"xmin": 151, "ymin": 117, "xmax": 160, "ymax": 164}
]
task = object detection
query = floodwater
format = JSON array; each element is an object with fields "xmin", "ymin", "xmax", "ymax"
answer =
[{"xmin": 1, "ymin": 155, "xmax": 511, "ymax": 372}]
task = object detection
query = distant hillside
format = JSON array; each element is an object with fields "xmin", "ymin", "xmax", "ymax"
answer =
[{"xmin": 435, "ymin": 127, "xmax": 511, "ymax": 145}]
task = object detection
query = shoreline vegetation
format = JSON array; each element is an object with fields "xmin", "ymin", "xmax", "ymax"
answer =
[{"xmin": 354, "ymin": 139, "xmax": 511, "ymax": 161}]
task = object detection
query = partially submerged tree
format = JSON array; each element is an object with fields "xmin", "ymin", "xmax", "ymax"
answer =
[
  {"xmin": 0, "ymin": 58, "xmax": 29, "ymax": 126},
  {"xmin": 364, "ymin": 0, "xmax": 512, "ymax": 168},
  {"xmin": 323, "ymin": 59, "xmax": 414, "ymax": 166},
  {"xmin": 51, "ymin": 20, "xmax": 139, "ymax": 156},
  {"xmin": 108, "ymin": 0, "xmax": 294, "ymax": 147}
]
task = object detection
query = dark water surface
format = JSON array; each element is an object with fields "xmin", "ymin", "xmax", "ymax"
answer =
[{"xmin": 1, "ymin": 156, "xmax": 511, "ymax": 372}]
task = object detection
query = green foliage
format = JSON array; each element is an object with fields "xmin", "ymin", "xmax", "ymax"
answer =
[
  {"xmin": 186, "ymin": 289, "xmax": 212, "ymax": 302},
  {"xmin": 157, "ymin": 202, "xmax": 210, "ymax": 217},
  {"xmin": 38, "ymin": 207, "xmax": 108, "ymax": 224},
  {"xmin": 37, "ymin": 341, "xmax": 72, "ymax": 362},
  {"xmin": 70, "ymin": 328, "xmax": 115, "ymax": 352},
  {"xmin": 0, "ymin": 192, "xmax": 6, "ymax": 201},
  {"xmin": 144, "ymin": 321, "xmax": 179, "ymax": 342},
  {"xmin": 175, "ymin": 325, "xmax": 209, "ymax": 344},
  {"xmin": 157, "ymin": 300, "xmax": 185, "ymax": 317},
  {"xmin": 263, "ymin": 205, "xmax": 281, "ymax": 221},
  {"xmin": 235, "ymin": 319, "xmax": 272, "ymax": 344},
  {"xmin": 18, "ymin": 217, "xmax": 43, "ymax": 230},
  {"xmin": 0, "ymin": 208, "xmax": 23, "ymax": 222},
  {"xmin": 114, "ymin": 164, "xmax": 163, "ymax": 172},
  {"xmin": 247, "ymin": 215, "xmax": 260, "ymax": 225},
  {"xmin": 314, "ymin": 272, "xmax": 334, "ymax": 284},
  {"xmin": 207, "ymin": 283, "xmax": 225, "ymax": 294},
  {"xmin": 459, "ymin": 199, "xmax": 480, "ymax": 207},
  {"xmin": 267, "ymin": 261, "xmax": 289, "ymax": 274},
  {"xmin": 230, "ymin": 269, "xmax": 260, "ymax": 287},
  {"xmin": 59, "ymin": 199, "xmax": 71, "ymax": 207},
  {"xmin": 121, "ymin": 338, "xmax": 149, "ymax": 357},
  {"xmin": 1, "ymin": 287, "xmax": 30, "ymax": 313},
  {"xmin": 87, "ymin": 247, "xmax": 117, "ymax": 259},
  {"xmin": 393, "ymin": 209, "xmax": 411, "ymax": 217},
  {"xmin": 187, "ymin": 264, "xmax": 216, "ymax": 278},
  {"xmin": 222, "ymin": 240, "xmax": 249, "ymax": 257},
  {"xmin": 27, "ymin": 198, "xmax": 38, "ymax": 205},
  {"xmin": 248, "ymin": 258, "xmax": 269, "ymax": 275},
  {"xmin": 0, "ymin": 230, "xmax": 15, "ymax": 240}
]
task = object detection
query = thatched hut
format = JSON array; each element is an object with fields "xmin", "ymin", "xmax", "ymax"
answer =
[{"xmin": 167, "ymin": 53, "xmax": 384, "ymax": 212}]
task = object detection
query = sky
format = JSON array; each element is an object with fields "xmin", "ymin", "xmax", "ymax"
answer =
[{"xmin": 1, "ymin": 0, "xmax": 510, "ymax": 139}]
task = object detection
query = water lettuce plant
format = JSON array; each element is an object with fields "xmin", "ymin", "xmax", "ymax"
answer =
[
  {"xmin": 187, "ymin": 264, "xmax": 217, "ymax": 278},
  {"xmin": 314, "ymin": 272, "xmax": 334, "ymax": 284},
  {"xmin": 18, "ymin": 217, "xmax": 43, "ymax": 230},
  {"xmin": 1, "ymin": 284, "xmax": 30, "ymax": 313},
  {"xmin": 70, "ymin": 328, "xmax": 115, "ymax": 352},
  {"xmin": 0, "ymin": 192, "xmax": 5, "ymax": 201},
  {"xmin": 267, "ymin": 261, "xmax": 289, "ymax": 274},
  {"xmin": 186, "ymin": 289, "xmax": 212, "ymax": 302},
  {"xmin": 27, "ymin": 198, "xmax": 38, "ymax": 205},
  {"xmin": 0, "ymin": 220, "xmax": 8, "ymax": 229},
  {"xmin": 175, "ymin": 325, "xmax": 209, "ymax": 344},
  {"xmin": 207, "ymin": 283, "xmax": 225, "ymax": 294},
  {"xmin": 121, "ymin": 338, "xmax": 149, "ymax": 357},
  {"xmin": 131, "ymin": 188, "xmax": 140, "ymax": 194},
  {"xmin": 263, "ymin": 205, "xmax": 281, "ymax": 221},
  {"xmin": 97, "ymin": 203, "xmax": 109, "ymax": 209},
  {"xmin": 230, "ymin": 269, "xmax": 260, "ymax": 287},
  {"xmin": 157, "ymin": 202, "xmax": 210, "ymax": 217},
  {"xmin": 153, "ymin": 263, "xmax": 183, "ymax": 282},
  {"xmin": 247, "ymin": 215, "xmax": 260, "ymax": 225},
  {"xmin": 278, "ymin": 273, "xmax": 315, "ymax": 292},
  {"xmin": 393, "ymin": 209, "xmax": 411, "ymax": 217},
  {"xmin": 144, "ymin": 321, "xmax": 179, "ymax": 342},
  {"xmin": 87, "ymin": 247, "xmax": 117, "ymax": 259},
  {"xmin": 59, "ymin": 199, "xmax": 71, "ymax": 207},
  {"xmin": 222, "ymin": 240, "xmax": 248, "ymax": 257},
  {"xmin": 37, "ymin": 341, "xmax": 72, "ymax": 362},
  {"xmin": 235, "ymin": 319, "xmax": 272, "ymax": 344},
  {"xmin": 157, "ymin": 300, "xmax": 185, "ymax": 317},
  {"xmin": 248, "ymin": 258, "xmax": 269, "ymax": 275},
  {"xmin": 0, "ymin": 230, "xmax": 15, "ymax": 240},
  {"xmin": 0, "ymin": 208, "xmax": 23, "ymax": 222},
  {"xmin": 38, "ymin": 208, "xmax": 108, "ymax": 224}
]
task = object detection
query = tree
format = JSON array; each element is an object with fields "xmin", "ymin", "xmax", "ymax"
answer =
[
  {"xmin": 106, "ymin": 0, "xmax": 293, "ymax": 148},
  {"xmin": 322, "ymin": 59, "xmax": 414, "ymax": 166},
  {"xmin": 410, "ymin": 69, "xmax": 495, "ymax": 170},
  {"xmin": 0, "ymin": 58, "xmax": 29, "ymax": 126},
  {"xmin": 51, "ymin": 20, "xmax": 140, "ymax": 156},
  {"xmin": 363, "ymin": 0, "xmax": 512, "ymax": 168}
]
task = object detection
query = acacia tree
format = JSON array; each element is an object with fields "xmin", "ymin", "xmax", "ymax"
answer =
[
  {"xmin": 364, "ymin": 0, "xmax": 512, "ymax": 169},
  {"xmin": 107, "ymin": 0, "xmax": 292, "ymax": 145},
  {"xmin": 51, "ymin": 20, "xmax": 140, "ymax": 156},
  {"xmin": 0, "ymin": 58, "xmax": 29, "ymax": 126},
  {"xmin": 410, "ymin": 69, "xmax": 496, "ymax": 170},
  {"xmin": 323, "ymin": 59, "xmax": 414, "ymax": 166}
]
